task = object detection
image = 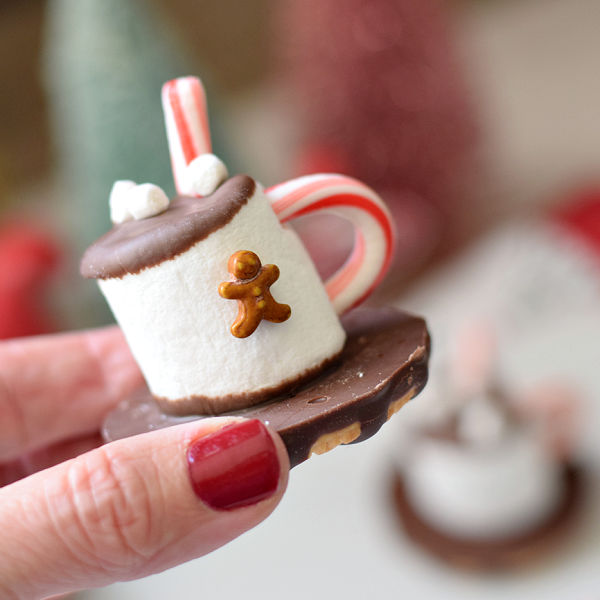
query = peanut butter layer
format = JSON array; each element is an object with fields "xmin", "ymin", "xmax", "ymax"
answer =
[{"xmin": 80, "ymin": 175, "xmax": 255, "ymax": 280}]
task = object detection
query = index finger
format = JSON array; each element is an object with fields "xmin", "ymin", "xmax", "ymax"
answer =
[{"xmin": 0, "ymin": 326, "xmax": 143, "ymax": 462}]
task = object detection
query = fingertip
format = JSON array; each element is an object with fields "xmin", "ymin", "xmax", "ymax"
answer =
[
  {"xmin": 186, "ymin": 419, "xmax": 288, "ymax": 512},
  {"xmin": 0, "ymin": 417, "xmax": 291, "ymax": 598}
]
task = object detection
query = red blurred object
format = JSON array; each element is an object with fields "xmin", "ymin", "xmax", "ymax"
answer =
[
  {"xmin": 279, "ymin": 0, "xmax": 478, "ymax": 270},
  {"xmin": 553, "ymin": 188, "xmax": 600, "ymax": 259},
  {"xmin": 296, "ymin": 144, "xmax": 350, "ymax": 178},
  {"xmin": 0, "ymin": 223, "xmax": 61, "ymax": 339}
]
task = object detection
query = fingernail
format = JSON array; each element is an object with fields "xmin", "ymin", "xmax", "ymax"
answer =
[{"xmin": 187, "ymin": 419, "xmax": 280, "ymax": 510}]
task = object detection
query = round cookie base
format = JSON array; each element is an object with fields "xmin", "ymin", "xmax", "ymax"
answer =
[
  {"xmin": 391, "ymin": 463, "xmax": 584, "ymax": 571},
  {"xmin": 103, "ymin": 307, "xmax": 430, "ymax": 468}
]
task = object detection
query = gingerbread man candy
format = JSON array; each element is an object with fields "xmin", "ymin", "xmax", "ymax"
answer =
[{"xmin": 219, "ymin": 250, "xmax": 291, "ymax": 338}]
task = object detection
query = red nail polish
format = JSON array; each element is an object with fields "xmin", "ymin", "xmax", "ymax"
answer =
[{"xmin": 187, "ymin": 419, "xmax": 280, "ymax": 510}]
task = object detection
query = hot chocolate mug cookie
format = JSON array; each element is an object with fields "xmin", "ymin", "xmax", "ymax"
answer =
[{"xmin": 81, "ymin": 77, "xmax": 397, "ymax": 415}]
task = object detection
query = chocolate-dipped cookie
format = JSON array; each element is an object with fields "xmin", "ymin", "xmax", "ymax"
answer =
[{"xmin": 103, "ymin": 308, "xmax": 430, "ymax": 468}]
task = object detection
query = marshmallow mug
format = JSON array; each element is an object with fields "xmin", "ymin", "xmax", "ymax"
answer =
[{"xmin": 81, "ymin": 77, "xmax": 395, "ymax": 415}]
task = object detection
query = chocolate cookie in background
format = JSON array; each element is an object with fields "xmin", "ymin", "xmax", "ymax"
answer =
[{"xmin": 390, "ymin": 323, "xmax": 585, "ymax": 570}]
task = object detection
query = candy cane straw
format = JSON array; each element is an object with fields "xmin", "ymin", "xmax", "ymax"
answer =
[
  {"xmin": 266, "ymin": 174, "xmax": 396, "ymax": 314},
  {"xmin": 162, "ymin": 77, "xmax": 212, "ymax": 194}
]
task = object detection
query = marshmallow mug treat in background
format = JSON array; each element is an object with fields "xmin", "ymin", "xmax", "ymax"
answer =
[
  {"xmin": 392, "ymin": 324, "xmax": 583, "ymax": 569},
  {"xmin": 80, "ymin": 76, "xmax": 430, "ymax": 466}
]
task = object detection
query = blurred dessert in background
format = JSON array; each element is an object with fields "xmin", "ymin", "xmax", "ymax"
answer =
[{"xmin": 391, "ymin": 324, "xmax": 584, "ymax": 569}]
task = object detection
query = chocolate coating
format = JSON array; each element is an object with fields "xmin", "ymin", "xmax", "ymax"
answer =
[
  {"xmin": 102, "ymin": 308, "xmax": 430, "ymax": 468},
  {"xmin": 80, "ymin": 175, "xmax": 256, "ymax": 279},
  {"xmin": 392, "ymin": 464, "xmax": 583, "ymax": 570},
  {"xmin": 246, "ymin": 307, "xmax": 429, "ymax": 467},
  {"xmin": 154, "ymin": 350, "xmax": 341, "ymax": 416}
]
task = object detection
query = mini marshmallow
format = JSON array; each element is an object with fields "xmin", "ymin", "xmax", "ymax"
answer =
[
  {"xmin": 109, "ymin": 180, "xmax": 136, "ymax": 224},
  {"xmin": 127, "ymin": 183, "xmax": 170, "ymax": 220},
  {"xmin": 181, "ymin": 153, "xmax": 228, "ymax": 196}
]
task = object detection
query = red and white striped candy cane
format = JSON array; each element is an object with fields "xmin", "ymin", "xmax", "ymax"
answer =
[
  {"xmin": 161, "ymin": 77, "xmax": 212, "ymax": 194},
  {"xmin": 266, "ymin": 174, "xmax": 396, "ymax": 314}
]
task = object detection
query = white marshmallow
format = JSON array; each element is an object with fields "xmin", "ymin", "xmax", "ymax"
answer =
[
  {"xmin": 127, "ymin": 183, "xmax": 170, "ymax": 220},
  {"xmin": 109, "ymin": 180, "xmax": 136, "ymax": 224},
  {"xmin": 109, "ymin": 181, "xmax": 170, "ymax": 223},
  {"xmin": 98, "ymin": 183, "xmax": 345, "ymax": 408},
  {"xmin": 402, "ymin": 429, "xmax": 563, "ymax": 540},
  {"xmin": 181, "ymin": 153, "xmax": 228, "ymax": 196}
]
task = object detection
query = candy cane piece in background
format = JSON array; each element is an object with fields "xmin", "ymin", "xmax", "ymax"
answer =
[
  {"xmin": 161, "ymin": 77, "xmax": 212, "ymax": 194},
  {"xmin": 266, "ymin": 174, "xmax": 396, "ymax": 314}
]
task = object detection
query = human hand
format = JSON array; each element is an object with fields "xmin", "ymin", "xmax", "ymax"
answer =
[{"xmin": 0, "ymin": 327, "xmax": 289, "ymax": 599}]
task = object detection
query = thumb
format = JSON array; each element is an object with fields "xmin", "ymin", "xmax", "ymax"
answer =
[{"xmin": 0, "ymin": 418, "xmax": 289, "ymax": 599}]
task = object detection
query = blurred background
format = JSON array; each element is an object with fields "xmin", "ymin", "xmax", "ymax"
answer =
[{"xmin": 1, "ymin": 0, "xmax": 600, "ymax": 597}]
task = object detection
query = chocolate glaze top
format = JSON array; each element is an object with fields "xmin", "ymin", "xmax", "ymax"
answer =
[{"xmin": 80, "ymin": 175, "xmax": 256, "ymax": 279}]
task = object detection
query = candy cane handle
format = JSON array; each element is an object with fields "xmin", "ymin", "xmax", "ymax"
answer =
[{"xmin": 265, "ymin": 174, "xmax": 396, "ymax": 314}]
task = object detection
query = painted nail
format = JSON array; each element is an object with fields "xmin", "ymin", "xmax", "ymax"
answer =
[{"xmin": 187, "ymin": 419, "xmax": 280, "ymax": 510}]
